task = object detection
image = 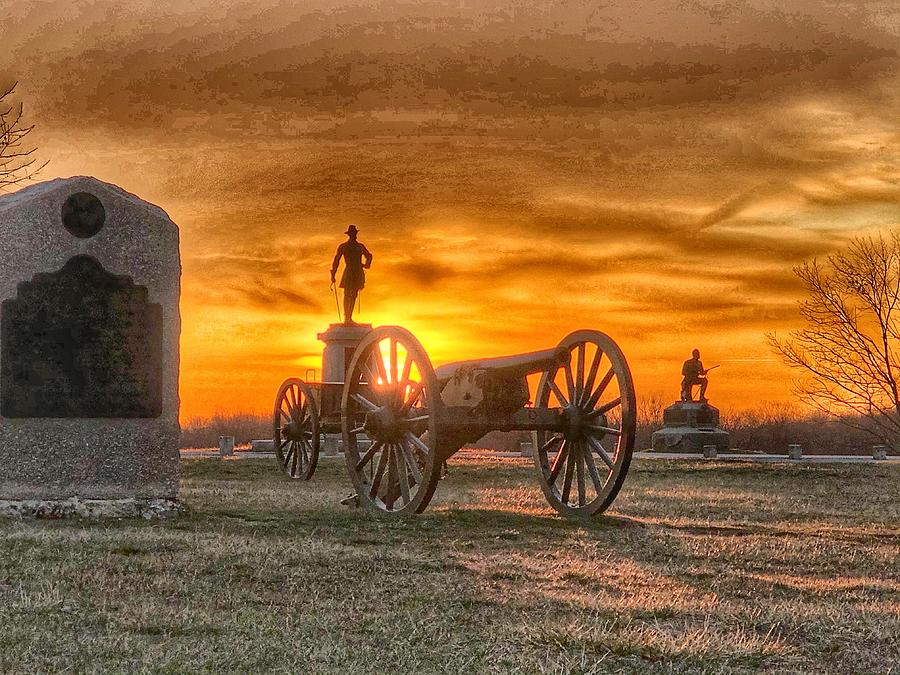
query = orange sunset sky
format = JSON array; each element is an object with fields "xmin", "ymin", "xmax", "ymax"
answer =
[{"xmin": 2, "ymin": 0, "xmax": 899, "ymax": 420}]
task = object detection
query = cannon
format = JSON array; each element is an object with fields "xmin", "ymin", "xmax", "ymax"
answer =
[{"xmin": 272, "ymin": 326, "xmax": 635, "ymax": 518}]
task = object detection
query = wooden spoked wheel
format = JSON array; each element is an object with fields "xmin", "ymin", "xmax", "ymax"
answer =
[
  {"xmin": 341, "ymin": 326, "xmax": 443, "ymax": 515},
  {"xmin": 533, "ymin": 330, "xmax": 636, "ymax": 518},
  {"xmin": 273, "ymin": 378, "xmax": 320, "ymax": 480}
]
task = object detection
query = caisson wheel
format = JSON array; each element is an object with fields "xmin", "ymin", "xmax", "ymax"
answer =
[
  {"xmin": 533, "ymin": 330, "xmax": 636, "ymax": 518},
  {"xmin": 273, "ymin": 378, "xmax": 320, "ymax": 480},
  {"xmin": 341, "ymin": 326, "xmax": 443, "ymax": 515}
]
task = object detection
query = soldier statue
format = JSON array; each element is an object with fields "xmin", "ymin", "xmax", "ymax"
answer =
[
  {"xmin": 681, "ymin": 348, "xmax": 710, "ymax": 402},
  {"xmin": 330, "ymin": 224, "xmax": 373, "ymax": 325}
]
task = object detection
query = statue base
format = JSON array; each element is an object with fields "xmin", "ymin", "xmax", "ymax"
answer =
[
  {"xmin": 651, "ymin": 401, "xmax": 730, "ymax": 454},
  {"xmin": 316, "ymin": 323, "xmax": 373, "ymax": 418},
  {"xmin": 316, "ymin": 323, "xmax": 373, "ymax": 382}
]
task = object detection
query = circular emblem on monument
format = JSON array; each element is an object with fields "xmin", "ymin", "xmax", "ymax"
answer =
[{"xmin": 61, "ymin": 192, "xmax": 106, "ymax": 238}]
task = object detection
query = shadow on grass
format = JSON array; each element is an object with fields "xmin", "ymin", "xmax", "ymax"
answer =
[{"xmin": 175, "ymin": 501, "xmax": 643, "ymax": 544}]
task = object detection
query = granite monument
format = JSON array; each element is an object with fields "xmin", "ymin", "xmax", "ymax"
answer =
[{"xmin": 0, "ymin": 176, "xmax": 180, "ymax": 517}]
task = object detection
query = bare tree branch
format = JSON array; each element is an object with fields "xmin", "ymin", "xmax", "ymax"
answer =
[{"xmin": 0, "ymin": 81, "xmax": 47, "ymax": 190}]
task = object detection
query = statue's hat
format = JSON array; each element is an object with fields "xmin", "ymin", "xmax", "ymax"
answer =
[{"xmin": 345, "ymin": 224, "xmax": 359, "ymax": 235}]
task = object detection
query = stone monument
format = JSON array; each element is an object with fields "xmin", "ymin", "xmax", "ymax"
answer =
[
  {"xmin": 652, "ymin": 349, "xmax": 729, "ymax": 454},
  {"xmin": 317, "ymin": 322, "xmax": 372, "ymax": 453},
  {"xmin": 0, "ymin": 176, "xmax": 181, "ymax": 517},
  {"xmin": 651, "ymin": 401, "xmax": 729, "ymax": 453}
]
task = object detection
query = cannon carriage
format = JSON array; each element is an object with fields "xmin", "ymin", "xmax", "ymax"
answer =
[{"xmin": 273, "ymin": 325, "xmax": 635, "ymax": 518}]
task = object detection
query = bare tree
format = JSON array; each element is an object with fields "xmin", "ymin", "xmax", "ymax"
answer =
[
  {"xmin": 769, "ymin": 231, "xmax": 900, "ymax": 444},
  {"xmin": 1, "ymin": 82, "xmax": 46, "ymax": 190},
  {"xmin": 635, "ymin": 391, "xmax": 667, "ymax": 448}
]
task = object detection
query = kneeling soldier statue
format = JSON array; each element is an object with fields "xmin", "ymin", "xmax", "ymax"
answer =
[
  {"xmin": 681, "ymin": 348, "xmax": 709, "ymax": 402},
  {"xmin": 652, "ymin": 350, "xmax": 728, "ymax": 452}
]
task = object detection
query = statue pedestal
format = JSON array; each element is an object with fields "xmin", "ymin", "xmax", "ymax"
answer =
[
  {"xmin": 317, "ymin": 323, "xmax": 373, "ymax": 382},
  {"xmin": 651, "ymin": 401, "xmax": 729, "ymax": 454},
  {"xmin": 316, "ymin": 323, "xmax": 372, "ymax": 422}
]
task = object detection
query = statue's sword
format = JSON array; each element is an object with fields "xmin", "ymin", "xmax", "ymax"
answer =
[{"xmin": 331, "ymin": 281, "xmax": 342, "ymax": 322}]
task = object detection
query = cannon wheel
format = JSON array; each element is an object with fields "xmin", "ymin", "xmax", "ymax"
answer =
[
  {"xmin": 533, "ymin": 330, "xmax": 636, "ymax": 518},
  {"xmin": 341, "ymin": 326, "xmax": 444, "ymax": 515},
  {"xmin": 273, "ymin": 378, "xmax": 320, "ymax": 480}
]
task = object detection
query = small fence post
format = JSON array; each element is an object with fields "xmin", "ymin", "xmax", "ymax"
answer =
[
  {"xmin": 323, "ymin": 435, "xmax": 340, "ymax": 456},
  {"xmin": 219, "ymin": 435, "xmax": 235, "ymax": 457}
]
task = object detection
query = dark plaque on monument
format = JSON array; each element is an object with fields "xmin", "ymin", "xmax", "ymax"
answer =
[
  {"xmin": 61, "ymin": 192, "xmax": 106, "ymax": 238},
  {"xmin": 1, "ymin": 255, "xmax": 163, "ymax": 418}
]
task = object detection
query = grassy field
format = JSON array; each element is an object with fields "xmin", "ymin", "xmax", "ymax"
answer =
[{"xmin": 1, "ymin": 455, "xmax": 898, "ymax": 674}]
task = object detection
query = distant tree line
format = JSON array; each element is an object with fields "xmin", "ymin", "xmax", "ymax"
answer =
[{"xmin": 188, "ymin": 403, "xmax": 893, "ymax": 455}]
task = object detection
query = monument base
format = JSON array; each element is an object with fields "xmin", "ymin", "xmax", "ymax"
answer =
[
  {"xmin": 0, "ymin": 497, "xmax": 182, "ymax": 519},
  {"xmin": 317, "ymin": 323, "xmax": 373, "ymax": 414},
  {"xmin": 651, "ymin": 400, "xmax": 730, "ymax": 453},
  {"xmin": 250, "ymin": 439, "xmax": 275, "ymax": 452},
  {"xmin": 316, "ymin": 323, "xmax": 373, "ymax": 381},
  {"xmin": 651, "ymin": 427, "xmax": 731, "ymax": 453}
]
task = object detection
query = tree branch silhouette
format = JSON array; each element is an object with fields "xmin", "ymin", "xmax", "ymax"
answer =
[
  {"xmin": 0, "ymin": 82, "xmax": 47, "ymax": 190},
  {"xmin": 769, "ymin": 231, "xmax": 900, "ymax": 444}
]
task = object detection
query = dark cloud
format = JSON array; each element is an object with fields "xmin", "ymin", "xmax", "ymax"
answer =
[
  {"xmin": 800, "ymin": 180, "xmax": 900, "ymax": 208},
  {"xmin": 391, "ymin": 259, "xmax": 460, "ymax": 288},
  {"xmin": 5, "ymin": 1, "xmax": 897, "ymax": 131},
  {"xmin": 698, "ymin": 181, "xmax": 789, "ymax": 229},
  {"xmin": 608, "ymin": 289, "xmax": 801, "ymax": 329},
  {"xmin": 688, "ymin": 268, "xmax": 807, "ymax": 297},
  {"xmin": 234, "ymin": 281, "xmax": 323, "ymax": 312},
  {"xmin": 669, "ymin": 228, "xmax": 843, "ymax": 264}
]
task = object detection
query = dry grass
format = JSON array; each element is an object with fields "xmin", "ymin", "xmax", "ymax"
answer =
[{"xmin": 1, "ymin": 456, "xmax": 898, "ymax": 673}]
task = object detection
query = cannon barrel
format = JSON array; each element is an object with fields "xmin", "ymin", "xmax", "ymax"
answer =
[{"xmin": 435, "ymin": 346, "xmax": 569, "ymax": 384}]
